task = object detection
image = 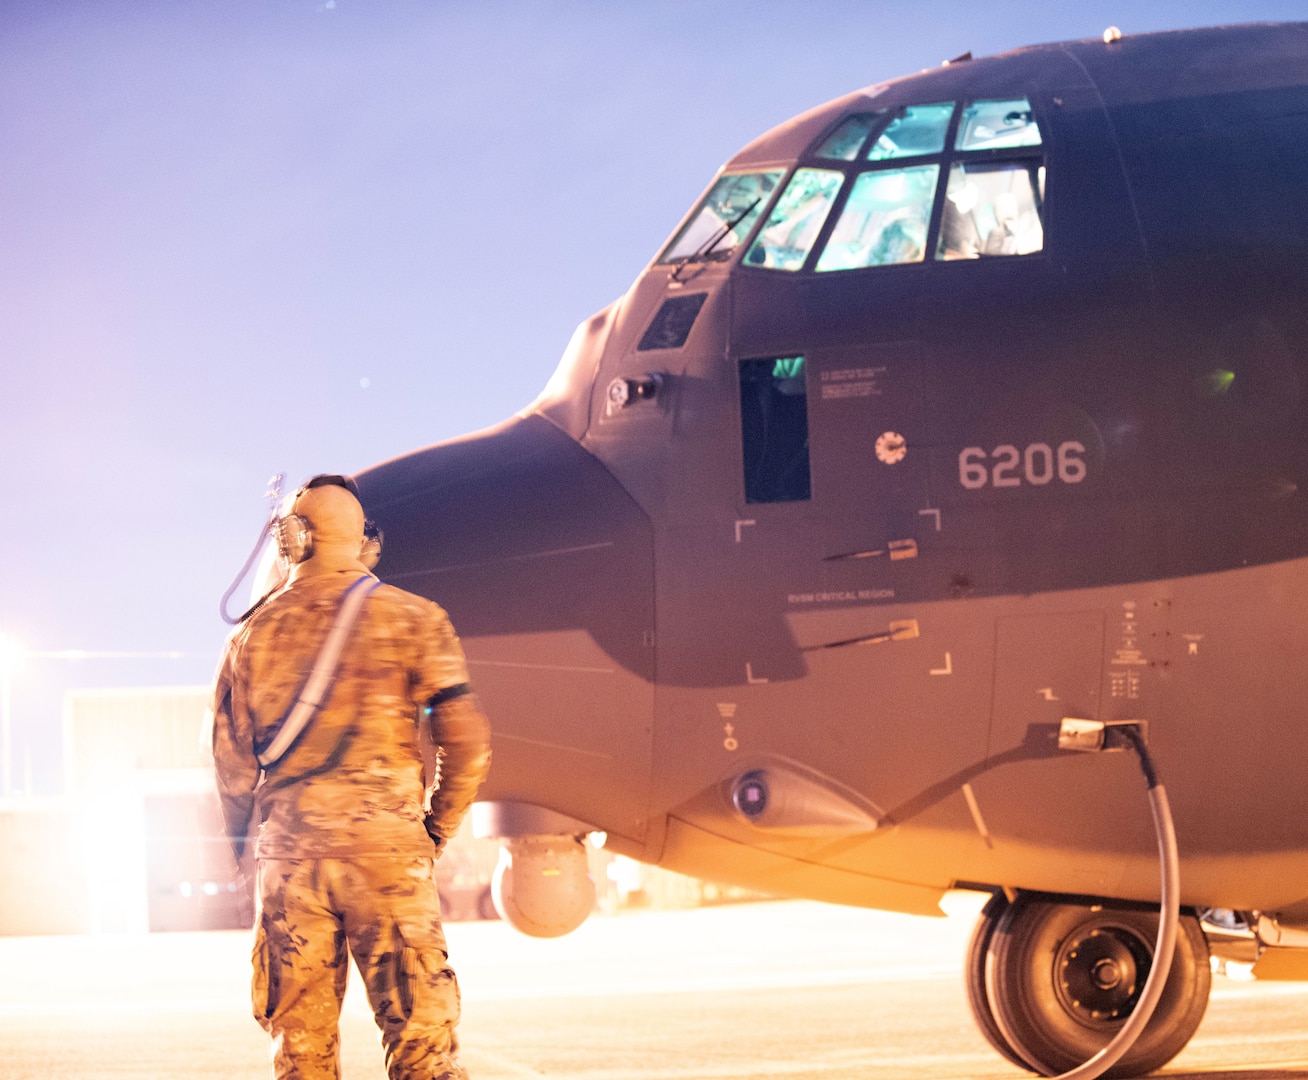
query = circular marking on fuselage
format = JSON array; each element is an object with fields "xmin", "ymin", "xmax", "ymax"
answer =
[{"xmin": 876, "ymin": 431, "xmax": 907, "ymax": 464}]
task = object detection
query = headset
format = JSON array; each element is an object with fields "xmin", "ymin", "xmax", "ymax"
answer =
[
  {"xmin": 274, "ymin": 474, "xmax": 383, "ymax": 570},
  {"xmin": 220, "ymin": 473, "xmax": 383, "ymax": 625}
]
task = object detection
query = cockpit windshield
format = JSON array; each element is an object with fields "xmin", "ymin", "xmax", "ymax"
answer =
[
  {"xmin": 816, "ymin": 165, "xmax": 939, "ymax": 270},
  {"xmin": 658, "ymin": 97, "xmax": 1046, "ymax": 276},
  {"xmin": 867, "ymin": 103, "xmax": 953, "ymax": 160},
  {"xmin": 744, "ymin": 168, "xmax": 843, "ymax": 271},
  {"xmin": 659, "ymin": 171, "xmax": 783, "ymax": 264},
  {"xmin": 814, "ymin": 113, "xmax": 885, "ymax": 161},
  {"xmin": 741, "ymin": 96, "xmax": 1046, "ymax": 273}
]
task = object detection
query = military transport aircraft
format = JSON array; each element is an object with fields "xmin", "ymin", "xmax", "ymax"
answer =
[{"xmin": 352, "ymin": 22, "xmax": 1308, "ymax": 1077}]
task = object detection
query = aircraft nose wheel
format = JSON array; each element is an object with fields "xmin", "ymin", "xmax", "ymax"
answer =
[{"xmin": 965, "ymin": 892, "xmax": 1211, "ymax": 1078}]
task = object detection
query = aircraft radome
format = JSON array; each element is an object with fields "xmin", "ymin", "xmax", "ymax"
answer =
[{"xmin": 354, "ymin": 22, "xmax": 1308, "ymax": 1078}]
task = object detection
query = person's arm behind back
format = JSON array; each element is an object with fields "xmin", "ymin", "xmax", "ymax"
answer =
[
  {"xmin": 413, "ymin": 597, "xmax": 491, "ymax": 848},
  {"xmin": 425, "ymin": 689, "xmax": 492, "ymax": 845}
]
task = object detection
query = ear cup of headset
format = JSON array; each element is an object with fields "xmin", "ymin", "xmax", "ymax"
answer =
[
  {"xmin": 275, "ymin": 513, "xmax": 314, "ymax": 565},
  {"xmin": 359, "ymin": 523, "xmax": 383, "ymax": 570}
]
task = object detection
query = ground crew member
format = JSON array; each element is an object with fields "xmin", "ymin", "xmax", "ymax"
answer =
[{"xmin": 210, "ymin": 475, "xmax": 491, "ymax": 1080}]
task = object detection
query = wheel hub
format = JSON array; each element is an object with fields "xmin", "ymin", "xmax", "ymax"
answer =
[
  {"xmin": 1055, "ymin": 925, "xmax": 1152, "ymax": 1023},
  {"xmin": 1091, "ymin": 957, "xmax": 1122, "ymax": 989}
]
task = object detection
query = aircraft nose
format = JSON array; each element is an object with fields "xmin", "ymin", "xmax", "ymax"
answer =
[
  {"xmin": 354, "ymin": 414, "xmax": 655, "ymax": 843},
  {"xmin": 356, "ymin": 415, "xmax": 653, "ymax": 672}
]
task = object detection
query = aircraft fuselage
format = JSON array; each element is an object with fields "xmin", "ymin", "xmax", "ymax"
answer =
[{"xmin": 357, "ymin": 22, "xmax": 1308, "ymax": 920}]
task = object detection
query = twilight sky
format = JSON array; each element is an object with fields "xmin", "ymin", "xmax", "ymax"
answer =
[{"xmin": 1, "ymin": 0, "xmax": 1302, "ymax": 792}]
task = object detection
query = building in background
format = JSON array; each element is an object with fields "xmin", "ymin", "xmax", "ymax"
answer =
[
  {"xmin": 0, "ymin": 797, "xmax": 90, "ymax": 935},
  {"xmin": 0, "ymin": 685, "xmax": 763, "ymax": 936},
  {"xmin": 0, "ymin": 685, "xmax": 235, "ymax": 935},
  {"xmin": 64, "ymin": 686, "xmax": 244, "ymax": 934}
]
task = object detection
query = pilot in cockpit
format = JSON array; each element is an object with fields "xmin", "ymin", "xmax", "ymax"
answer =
[
  {"xmin": 982, "ymin": 191, "xmax": 1022, "ymax": 256},
  {"xmin": 939, "ymin": 178, "xmax": 982, "ymax": 260}
]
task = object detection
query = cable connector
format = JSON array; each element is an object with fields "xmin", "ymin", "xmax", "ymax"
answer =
[
  {"xmin": 1060, "ymin": 719, "xmax": 1159, "ymax": 788},
  {"xmin": 1058, "ymin": 718, "xmax": 1149, "ymax": 752},
  {"xmin": 1058, "ymin": 718, "xmax": 1106, "ymax": 751}
]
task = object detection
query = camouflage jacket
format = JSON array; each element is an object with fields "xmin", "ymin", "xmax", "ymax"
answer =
[{"xmin": 210, "ymin": 569, "xmax": 491, "ymax": 860}]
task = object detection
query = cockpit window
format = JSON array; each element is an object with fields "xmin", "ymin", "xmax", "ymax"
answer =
[
  {"xmin": 659, "ymin": 170, "xmax": 783, "ymax": 264},
  {"xmin": 744, "ymin": 168, "xmax": 843, "ymax": 272},
  {"xmin": 955, "ymin": 98, "xmax": 1041, "ymax": 150},
  {"xmin": 728, "ymin": 95, "xmax": 1046, "ymax": 274},
  {"xmin": 867, "ymin": 103, "xmax": 954, "ymax": 160},
  {"xmin": 740, "ymin": 356, "xmax": 810, "ymax": 503},
  {"xmin": 937, "ymin": 162, "xmax": 1045, "ymax": 259},
  {"xmin": 816, "ymin": 165, "xmax": 939, "ymax": 271},
  {"xmin": 814, "ymin": 113, "xmax": 885, "ymax": 161}
]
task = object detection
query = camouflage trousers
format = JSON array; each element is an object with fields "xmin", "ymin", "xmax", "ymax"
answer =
[{"xmin": 253, "ymin": 856, "xmax": 465, "ymax": 1080}]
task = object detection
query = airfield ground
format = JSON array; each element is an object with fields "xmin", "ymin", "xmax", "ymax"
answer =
[{"xmin": 1, "ymin": 898, "xmax": 1305, "ymax": 1079}]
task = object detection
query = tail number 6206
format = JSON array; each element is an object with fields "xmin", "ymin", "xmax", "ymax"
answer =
[{"xmin": 958, "ymin": 441, "xmax": 1087, "ymax": 490}]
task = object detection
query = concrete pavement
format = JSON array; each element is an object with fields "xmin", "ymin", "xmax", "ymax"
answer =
[{"xmin": 0, "ymin": 899, "xmax": 1304, "ymax": 1079}]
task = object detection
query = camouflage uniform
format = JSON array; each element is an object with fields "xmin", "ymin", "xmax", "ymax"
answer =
[{"xmin": 211, "ymin": 568, "xmax": 491, "ymax": 1080}]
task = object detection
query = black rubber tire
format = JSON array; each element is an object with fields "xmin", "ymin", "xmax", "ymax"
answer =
[
  {"xmin": 965, "ymin": 893, "xmax": 1037, "ymax": 1072},
  {"xmin": 986, "ymin": 894, "xmax": 1211, "ymax": 1078}
]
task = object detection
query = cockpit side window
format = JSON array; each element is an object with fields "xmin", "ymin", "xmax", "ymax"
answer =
[
  {"xmin": 743, "ymin": 168, "xmax": 843, "ymax": 272},
  {"xmin": 740, "ymin": 356, "xmax": 810, "ymax": 503},
  {"xmin": 938, "ymin": 161, "xmax": 1045, "ymax": 259},
  {"xmin": 659, "ymin": 170, "xmax": 783, "ymax": 265},
  {"xmin": 955, "ymin": 98, "xmax": 1042, "ymax": 150},
  {"xmin": 937, "ymin": 98, "xmax": 1045, "ymax": 260}
]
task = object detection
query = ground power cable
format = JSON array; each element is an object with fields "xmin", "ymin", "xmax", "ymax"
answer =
[{"xmin": 1042, "ymin": 724, "xmax": 1180, "ymax": 1080}]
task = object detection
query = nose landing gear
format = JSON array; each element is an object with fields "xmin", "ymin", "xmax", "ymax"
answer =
[{"xmin": 966, "ymin": 893, "xmax": 1211, "ymax": 1078}]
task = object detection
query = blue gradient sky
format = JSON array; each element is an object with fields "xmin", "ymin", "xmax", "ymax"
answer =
[{"xmin": 1, "ymin": 1, "xmax": 1302, "ymax": 791}]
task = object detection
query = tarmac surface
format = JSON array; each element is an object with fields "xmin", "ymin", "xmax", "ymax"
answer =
[{"xmin": 1, "ymin": 898, "xmax": 1305, "ymax": 1079}]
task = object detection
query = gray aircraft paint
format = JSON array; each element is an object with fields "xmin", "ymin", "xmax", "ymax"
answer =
[{"xmin": 357, "ymin": 23, "xmax": 1308, "ymax": 916}]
